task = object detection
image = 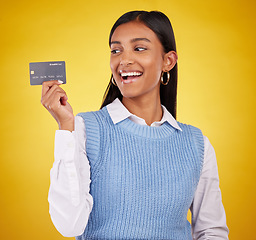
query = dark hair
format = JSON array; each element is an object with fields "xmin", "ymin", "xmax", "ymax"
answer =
[{"xmin": 100, "ymin": 10, "xmax": 178, "ymax": 119}]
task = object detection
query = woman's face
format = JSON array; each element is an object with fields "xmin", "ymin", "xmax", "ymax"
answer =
[{"xmin": 110, "ymin": 21, "xmax": 167, "ymax": 100}]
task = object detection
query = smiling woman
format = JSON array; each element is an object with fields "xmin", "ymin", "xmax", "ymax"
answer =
[
  {"xmin": 102, "ymin": 11, "xmax": 179, "ymax": 120},
  {"xmin": 41, "ymin": 10, "xmax": 229, "ymax": 240},
  {"xmin": 108, "ymin": 21, "xmax": 177, "ymax": 121}
]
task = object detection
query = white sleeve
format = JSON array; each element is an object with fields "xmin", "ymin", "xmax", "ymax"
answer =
[
  {"xmin": 191, "ymin": 136, "xmax": 229, "ymax": 240},
  {"xmin": 48, "ymin": 115, "xmax": 93, "ymax": 237}
]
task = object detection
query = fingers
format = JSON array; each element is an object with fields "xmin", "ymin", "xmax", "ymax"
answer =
[
  {"xmin": 41, "ymin": 83, "xmax": 67, "ymax": 110},
  {"xmin": 41, "ymin": 80, "xmax": 63, "ymax": 98},
  {"xmin": 60, "ymin": 94, "xmax": 68, "ymax": 106},
  {"xmin": 45, "ymin": 90, "xmax": 67, "ymax": 111},
  {"xmin": 40, "ymin": 80, "xmax": 74, "ymax": 129}
]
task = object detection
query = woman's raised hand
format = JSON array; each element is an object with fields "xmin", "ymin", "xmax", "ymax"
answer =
[{"xmin": 41, "ymin": 80, "xmax": 74, "ymax": 131}]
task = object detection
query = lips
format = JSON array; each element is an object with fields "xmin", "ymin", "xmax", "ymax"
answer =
[{"xmin": 119, "ymin": 70, "xmax": 143, "ymax": 84}]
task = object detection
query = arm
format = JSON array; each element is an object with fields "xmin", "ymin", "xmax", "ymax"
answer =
[
  {"xmin": 190, "ymin": 136, "xmax": 229, "ymax": 240},
  {"xmin": 48, "ymin": 115, "xmax": 93, "ymax": 237}
]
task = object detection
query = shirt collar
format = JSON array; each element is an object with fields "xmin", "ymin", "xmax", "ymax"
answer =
[{"xmin": 106, "ymin": 98, "xmax": 182, "ymax": 131}]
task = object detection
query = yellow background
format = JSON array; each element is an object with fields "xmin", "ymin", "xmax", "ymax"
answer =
[{"xmin": 0, "ymin": 0, "xmax": 255, "ymax": 239}]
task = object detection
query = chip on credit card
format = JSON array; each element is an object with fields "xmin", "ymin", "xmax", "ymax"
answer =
[{"xmin": 29, "ymin": 61, "xmax": 66, "ymax": 85}]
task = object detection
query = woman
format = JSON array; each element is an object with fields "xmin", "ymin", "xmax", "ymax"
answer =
[{"xmin": 42, "ymin": 11, "xmax": 229, "ymax": 239}]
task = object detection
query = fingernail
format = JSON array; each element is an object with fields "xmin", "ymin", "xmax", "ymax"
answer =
[{"xmin": 58, "ymin": 80, "xmax": 64, "ymax": 84}]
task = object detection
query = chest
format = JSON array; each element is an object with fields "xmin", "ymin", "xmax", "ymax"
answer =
[{"xmin": 88, "ymin": 133, "xmax": 201, "ymax": 214}]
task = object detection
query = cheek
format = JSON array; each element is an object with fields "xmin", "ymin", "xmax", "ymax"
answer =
[
  {"xmin": 143, "ymin": 52, "xmax": 164, "ymax": 70},
  {"xmin": 110, "ymin": 56, "xmax": 118, "ymax": 70},
  {"xmin": 142, "ymin": 60, "xmax": 162, "ymax": 80}
]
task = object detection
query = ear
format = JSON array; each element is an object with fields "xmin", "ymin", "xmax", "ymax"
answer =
[{"xmin": 162, "ymin": 51, "xmax": 178, "ymax": 72}]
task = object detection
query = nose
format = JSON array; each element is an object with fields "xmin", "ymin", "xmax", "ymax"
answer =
[{"xmin": 120, "ymin": 51, "xmax": 134, "ymax": 66}]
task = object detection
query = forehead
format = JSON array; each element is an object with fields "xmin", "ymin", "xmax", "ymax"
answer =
[{"xmin": 111, "ymin": 21, "xmax": 160, "ymax": 44}]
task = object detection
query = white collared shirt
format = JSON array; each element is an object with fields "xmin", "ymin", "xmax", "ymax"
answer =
[{"xmin": 48, "ymin": 98, "xmax": 229, "ymax": 239}]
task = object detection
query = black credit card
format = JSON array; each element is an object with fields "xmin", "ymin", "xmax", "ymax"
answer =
[{"xmin": 29, "ymin": 61, "xmax": 66, "ymax": 85}]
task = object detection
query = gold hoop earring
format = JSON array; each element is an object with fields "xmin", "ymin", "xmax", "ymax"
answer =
[
  {"xmin": 111, "ymin": 76, "xmax": 117, "ymax": 86},
  {"xmin": 161, "ymin": 71, "xmax": 170, "ymax": 85}
]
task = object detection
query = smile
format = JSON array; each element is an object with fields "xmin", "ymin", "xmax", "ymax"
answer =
[{"xmin": 119, "ymin": 71, "xmax": 143, "ymax": 84}]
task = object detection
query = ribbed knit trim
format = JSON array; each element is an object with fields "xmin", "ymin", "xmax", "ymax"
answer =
[
  {"xmin": 104, "ymin": 106, "xmax": 178, "ymax": 139},
  {"xmin": 77, "ymin": 111, "xmax": 101, "ymax": 180},
  {"xmin": 189, "ymin": 125, "xmax": 205, "ymax": 172}
]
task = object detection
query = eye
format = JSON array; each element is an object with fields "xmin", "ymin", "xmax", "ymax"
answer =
[
  {"xmin": 135, "ymin": 47, "xmax": 147, "ymax": 52},
  {"xmin": 111, "ymin": 49, "xmax": 121, "ymax": 54}
]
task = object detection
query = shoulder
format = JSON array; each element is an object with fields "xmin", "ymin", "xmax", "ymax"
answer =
[
  {"xmin": 177, "ymin": 121, "xmax": 205, "ymax": 145},
  {"xmin": 77, "ymin": 106, "xmax": 107, "ymax": 119},
  {"xmin": 177, "ymin": 122, "xmax": 205, "ymax": 163},
  {"xmin": 76, "ymin": 107, "xmax": 114, "ymax": 134},
  {"xmin": 77, "ymin": 107, "xmax": 110, "ymax": 124},
  {"xmin": 177, "ymin": 122, "xmax": 218, "ymax": 167},
  {"xmin": 177, "ymin": 122, "xmax": 203, "ymax": 137},
  {"xmin": 177, "ymin": 122, "xmax": 213, "ymax": 149}
]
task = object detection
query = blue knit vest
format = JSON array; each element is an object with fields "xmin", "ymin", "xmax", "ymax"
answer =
[{"xmin": 76, "ymin": 107, "xmax": 204, "ymax": 240}]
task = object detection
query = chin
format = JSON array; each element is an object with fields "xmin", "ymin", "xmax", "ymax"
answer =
[
  {"xmin": 120, "ymin": 91, "xmax": 146, "ymax": 100},
  {"xmin": 120, "ymin": 91, "xmax": 137, "ymax": 99}
]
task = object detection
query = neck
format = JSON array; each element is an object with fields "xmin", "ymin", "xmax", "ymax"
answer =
[{"xmin": 122, "ymin": 93, "xmax": 162, "ymax": 126}]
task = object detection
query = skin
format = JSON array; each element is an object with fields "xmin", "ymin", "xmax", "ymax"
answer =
[
  {"xmin": 41, "ymin": 80, "xmax": 74, "ymax": 131},
  {"xmin": 41, "ymin": 21, "xmax": 177, "ymax": 130},
  {"xmin": 110, "ymin": 21, "xmax": 177, "ymax": 125}
]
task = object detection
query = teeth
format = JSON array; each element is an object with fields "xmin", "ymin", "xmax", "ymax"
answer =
[{"xmin": 120, "ymin": 72, "xmax": 142, "ymax": 77}]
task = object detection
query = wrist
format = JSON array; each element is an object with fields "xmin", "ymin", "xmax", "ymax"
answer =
[{"xmin": 58, "ymin": 118, "xmax": 74, "ymax": 132}]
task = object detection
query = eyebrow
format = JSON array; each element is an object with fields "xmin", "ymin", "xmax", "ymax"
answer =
[
  {"xmin": 110, "ymin": 37, "xmax": 151, "ymax": 46},
  {"xmin": 131, "ymin": 38, "xmax": 151, "ymax": 43}
]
